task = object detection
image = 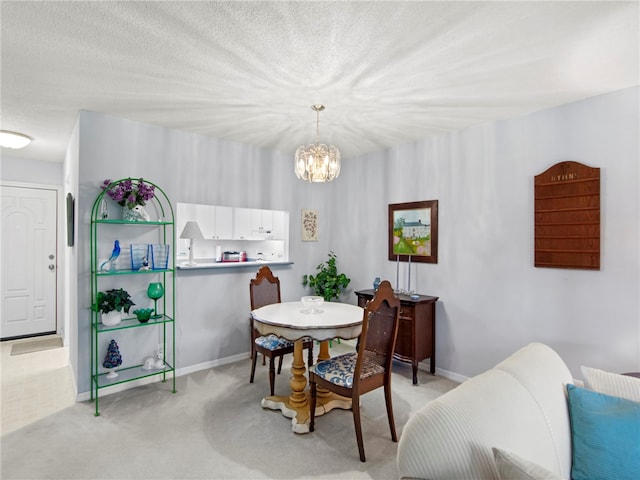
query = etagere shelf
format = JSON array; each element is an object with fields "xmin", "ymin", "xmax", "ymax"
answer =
[{"xmin": 89, "ymin": 179, "xmax": 176, "ymax": 416}]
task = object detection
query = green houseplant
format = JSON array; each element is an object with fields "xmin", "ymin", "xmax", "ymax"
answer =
[
  {"xmin": 302, "ymin": 251, "xmax": 351, "ymax": 302},
  {"xmin": 93, "ymin": 288, "xmax": 135, "ymax": 326}
]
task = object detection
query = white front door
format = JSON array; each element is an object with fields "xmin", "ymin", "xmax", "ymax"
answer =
[{"xmin": 1, "ymin": 185, "xmax": 58, "ymax": 339}]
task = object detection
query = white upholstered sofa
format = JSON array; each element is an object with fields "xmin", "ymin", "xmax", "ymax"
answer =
[
  {"xmin": 397, "ymin": 342, "xmax": 640, "ymax": 480},
  {"xmin": 397, "ymin": 342, "xmax": 574, "ymax": 479}
]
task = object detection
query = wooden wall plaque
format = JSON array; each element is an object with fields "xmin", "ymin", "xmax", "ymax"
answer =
[{"xmin": 534, "ymin": 161, "xmax": 600, "ymax": 270}]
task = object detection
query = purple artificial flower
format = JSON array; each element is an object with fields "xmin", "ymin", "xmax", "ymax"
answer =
[{"xmin": 100, "ymin": 178, "xmax": 155, "ymax": 208}]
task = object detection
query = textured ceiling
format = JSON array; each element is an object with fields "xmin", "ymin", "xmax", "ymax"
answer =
[{"xmin": 1, "ymin": 1, "xmax": 638, "ymax": 163}]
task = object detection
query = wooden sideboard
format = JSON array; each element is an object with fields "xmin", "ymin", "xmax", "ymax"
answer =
[{"xmin": 355, "ymin": 289, "xmax": 438, "ymax": 385}]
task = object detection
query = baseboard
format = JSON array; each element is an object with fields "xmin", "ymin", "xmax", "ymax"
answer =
[
  {"xmin": 76, "ymin": 351, "xmax": 467, "ymax": 403},
  {"xmin": 433, "ymin": 367, "xmax": 468, "ymax": 384},
  {"xmin": 76, "ymin": 352, "xmax": 250, "ymax": 402},
  {"xmin": 76, "ymin": 375, "xmax": 165, "ymax": 402},
  {"xmin": 175, "ymin": 352, "xmax": 249, "ymax": 376},
  {"xmin": 417, "ymin": 361, "xmax": 469, "ymax": 384}
]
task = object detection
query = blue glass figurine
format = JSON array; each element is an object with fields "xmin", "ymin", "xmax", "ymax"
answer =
[
  {"xmin": 373, "ymin": 277, "xmax": 381, "ymax": 291},
  {"xmin": 100, "ymin": 240, "xmax": 120, "ymax": 272}
]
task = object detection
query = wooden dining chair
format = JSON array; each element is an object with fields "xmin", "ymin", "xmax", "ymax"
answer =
[
  {"xmin": 309, "ymin": 280, "xmax": 400, "ymax": 462},
  {"xmin": 249, "ymin": 265, "xmax": 313, "ymax": 396}
]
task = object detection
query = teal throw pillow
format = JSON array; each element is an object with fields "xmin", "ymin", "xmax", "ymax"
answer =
[{"xmin": 566, "ymin": 384, "xmax": 640, "ymax": 480}]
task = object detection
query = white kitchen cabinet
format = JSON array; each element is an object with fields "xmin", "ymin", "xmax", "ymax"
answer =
[
  {"xmin": 176, "ymin": 203, "xmax": 289, "ymax": 266},
  {"xmin": 234, "ymin": 207, "xmax": 253, "ymax": 240},
  {"xmin": 251, "ymin": 209, "xmax": 273, "ymax": 238},
  {"xmin": 213, "ymin": 206, "xmax": 233, "ymax": 239},
  {"xmin": 193, "ymin": 204, "xmax": 215, "ymax": 237},
  {"xmin": 185, "ymin": 204, "xmax": 232, "ymax": 240}
]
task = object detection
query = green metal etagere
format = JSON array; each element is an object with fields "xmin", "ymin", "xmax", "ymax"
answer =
[{"xmin": 89, "ymin": 178, "xmax": 176, "ymax": 416}]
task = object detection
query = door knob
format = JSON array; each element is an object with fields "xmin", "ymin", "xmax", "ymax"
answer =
[{"xmin": 48, "ymin": 264, "xmax": 55, "ymax": 270}]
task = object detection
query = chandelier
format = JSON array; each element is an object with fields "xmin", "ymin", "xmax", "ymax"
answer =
[{"xmin": 294, "ymin": 105, "xmax": 341, "ymax": 182}]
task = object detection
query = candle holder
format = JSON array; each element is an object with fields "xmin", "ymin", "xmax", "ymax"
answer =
[
  {"xmin": 406, "ymin": 255, "xmax": 414, "ymax": 295},
  {"xmin": 395, "ymin": 255, "xmax": 402, "ymax": 294}
]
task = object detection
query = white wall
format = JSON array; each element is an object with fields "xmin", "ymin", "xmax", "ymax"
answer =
[
  {"xmin": 74, "ymin": 86, "xmax": 638, "ymax": 394},
  {"xmin": 75, "ymin": 111, "xmax": 335, "ymax": 394},
  {"xmin": 63, "ymin": 120, "xmax": 80, "ymax": 383},
  {"xmin": 0, "ymin": 155, "xmax": 63, "ymax": 185},
  {"xmin": 333, "ymin": 86, "xmax": 639, "ymax": 378}
]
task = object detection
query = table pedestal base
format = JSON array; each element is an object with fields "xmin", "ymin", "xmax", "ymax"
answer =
[
  {"xmin": 261, "ymin": 390, "xmax": 352, "ymax": 434},
  {"xmin": 261, "ymin": 339, "xmax": 352, "ymax": 434}
]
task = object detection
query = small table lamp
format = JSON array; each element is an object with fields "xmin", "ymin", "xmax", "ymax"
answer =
[{"xmin": 180, "ymin": 221, "xmax": 204, "ymax": 266}]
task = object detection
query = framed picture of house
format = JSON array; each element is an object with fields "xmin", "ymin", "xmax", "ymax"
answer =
[{"xmin": 388, "ymin": 200, "xmax": 438, "ymax": 263}]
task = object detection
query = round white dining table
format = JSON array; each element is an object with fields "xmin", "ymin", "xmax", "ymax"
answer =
[{"xmin": 251, "ymin": 301, "xmax": 364, "ymax": 434}]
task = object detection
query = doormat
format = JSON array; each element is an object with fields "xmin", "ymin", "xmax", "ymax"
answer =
[{"xmin": 10, "ymin": 336, "xmax": 63, "ymax": 356}]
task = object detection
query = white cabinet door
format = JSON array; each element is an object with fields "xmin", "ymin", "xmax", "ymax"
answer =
[
  {"xmin": 234, "ymin": 208, "xmax": 253, "ymax": 239},
  {"xmin": 194, "ymin": 204, "xmax": 216, "ymax": 238},
  {"xmin": 251, "ymin": 209, "xmax": 273, "ymax": 238},
  {"xmin": 189, "ymin": 204, "xmax": 232, "ymax": 240},
  {"xmin": 214, "ymin": 206, "xmax": 233, "ymax": 239}
]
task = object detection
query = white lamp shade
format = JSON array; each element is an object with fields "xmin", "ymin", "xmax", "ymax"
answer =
[{"xmin": 179, "ymin": 221, "xmax": 204, "ymax": 239}]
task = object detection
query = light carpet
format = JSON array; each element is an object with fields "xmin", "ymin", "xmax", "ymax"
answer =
[
  {"xmin": 1, "ymin": 337, "xmax": 74, "ymax": 436},
  {"xmin": 1, "ymin": 344, "xmax": 458, "ymax": 479}
]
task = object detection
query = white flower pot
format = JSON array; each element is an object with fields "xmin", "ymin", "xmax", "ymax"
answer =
[{"xmin": 101, "ymin": 310, "xmax": 123, "ymax": 326}]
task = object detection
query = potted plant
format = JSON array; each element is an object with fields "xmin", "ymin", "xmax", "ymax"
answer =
[
  {"xmin": 302, "ymin": 251, "xmax": 351, "ymax": 302},
  {"xmin": 93, "ymin": 288, "xmax": 135, "ymax": 326}
]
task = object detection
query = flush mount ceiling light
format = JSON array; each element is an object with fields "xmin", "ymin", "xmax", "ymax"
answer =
[
  {"xmin": 295, "ymin": 105, "xmax": 341, "ymax": 183},
  {"xmin": 0, "ymin": 130, "xmax": 32, "ymax": 149}
]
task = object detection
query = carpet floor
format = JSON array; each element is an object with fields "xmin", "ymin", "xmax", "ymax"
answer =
[
  {"xmin": 1, "ymin": 343, "xmax": 458, "ymax": 480},
  {"xmin": 1, "ymin": 336, "xmax": 75, "ymax": 436}
]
